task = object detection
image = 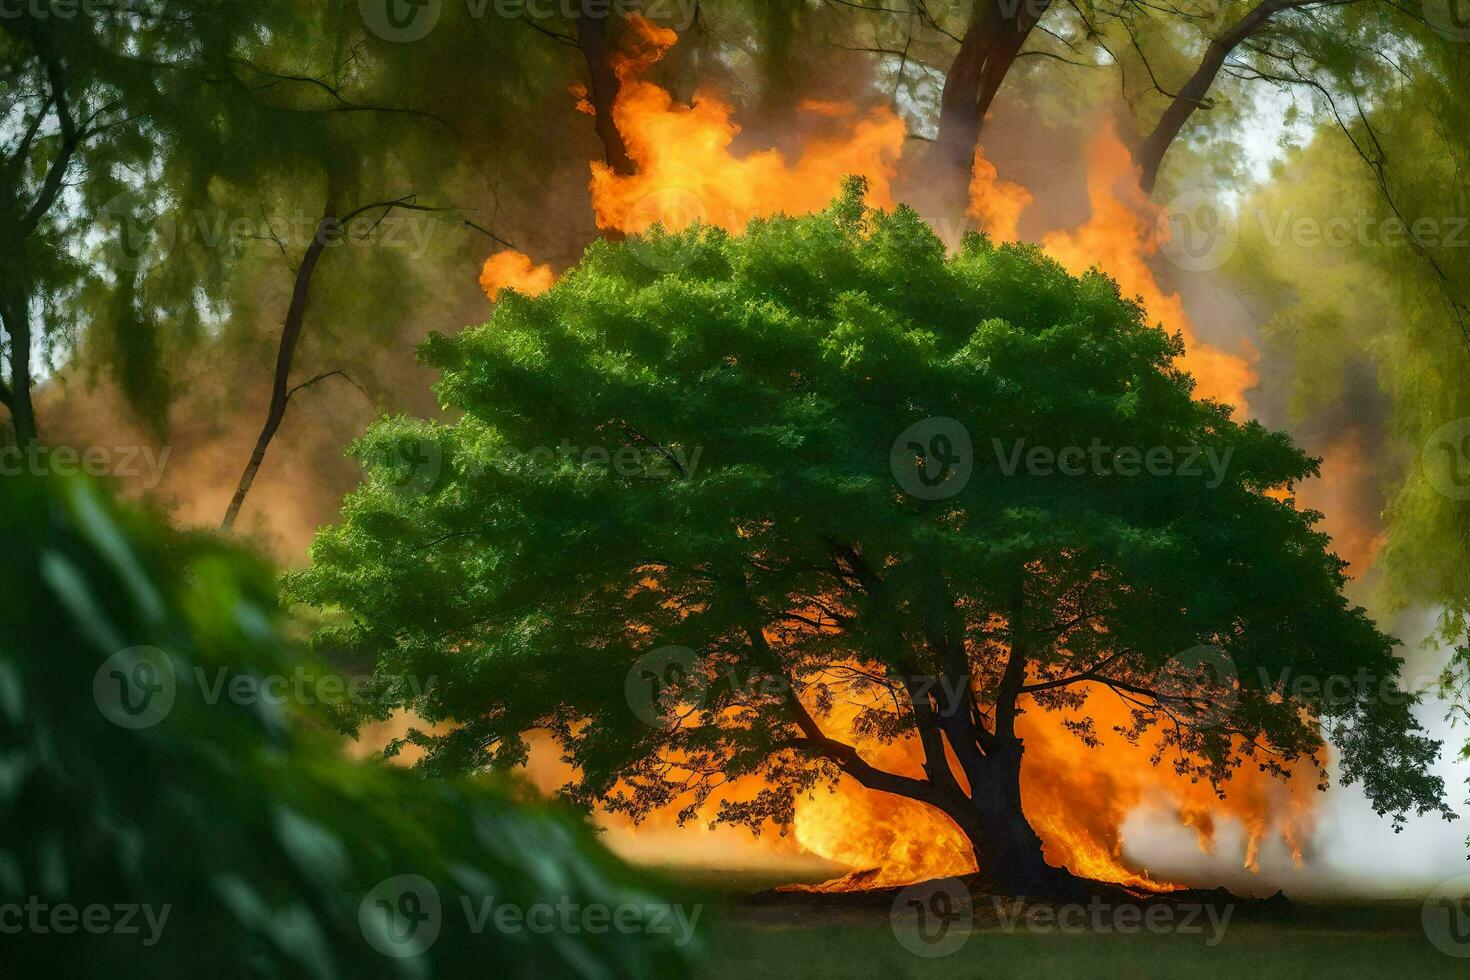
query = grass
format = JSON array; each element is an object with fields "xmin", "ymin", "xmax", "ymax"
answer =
[
  {"xmin": 646, "ymin": 866, "xmax": 1465, "ymax": 979},
  {"xmin": 699, "ymin": 906, "xmax": 1459, "ymax": 979}
]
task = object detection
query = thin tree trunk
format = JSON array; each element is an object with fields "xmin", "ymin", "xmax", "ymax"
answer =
[
  {"xmin": 1135, "ymin": 0, "xmax": 1299, "ymax": 193},
  {"xmin": 1, "ymin": 295, "xmax": 38, "ymax": 446},
  {"xmin": 928, "ymin": 0, "xmax": 1051, "ymax": 214},
  {"xmin": 577, "ymin": 1, "xmax": 636, "ymax": 177},
  {"xmin": 220, "ymin": 210, "xmax": 335, "ymax": 530},
  {"xmin": 757, "ymin": 0, "xmax": 800, "ymax": 115}
]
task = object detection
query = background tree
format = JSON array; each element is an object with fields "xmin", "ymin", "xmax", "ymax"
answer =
[
  {"xmin": 289, "ymin": 185, "xmax": 1452, "ymax": 893},
  {"xmin": 1226, "ymin": 29, "xmax": 1470, "ymax": 815},
  {"xmin": 0, "ymin": 2, "xmax": 261, "ymax": 444},
  {"xmin": 2, "ymin": 1, "xmax": 604, "ymax": 527}
]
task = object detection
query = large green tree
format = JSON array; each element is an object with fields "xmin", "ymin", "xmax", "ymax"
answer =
[{"xmin": 291, "ymin": 185, "xmax": 1452, "ymax": 892}]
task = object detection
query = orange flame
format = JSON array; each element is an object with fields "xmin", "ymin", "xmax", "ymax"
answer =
[
  {"xmin": 967, "ymin": 147, "xmax": 1032, "ymax": 244},
  {"xmin": 792, "ymin": 698, "xmax": 978, "ymax": 889},
  {"xmin": 480, "ymin": 249, "xmax": 555, "ymax": 302},
  {"xmin": 1035, "ymin": 125, "xmax": 1258, "ymax": 413},
  {"xmin": 785, "ymin": 683, "xmax": 1318, "ymax": 890},
  {"xmin": 587, "ymin": 15, "xmax": 906, "ymax": 238},
  {"xmin": 1019, "ymin": 689, "xmax": 1317, "ymax": 880}
]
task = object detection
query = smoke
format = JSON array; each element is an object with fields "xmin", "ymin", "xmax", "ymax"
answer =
[{"xmin": 1123, "ymin": 606, "xmax": 1468, "ymax": 898}]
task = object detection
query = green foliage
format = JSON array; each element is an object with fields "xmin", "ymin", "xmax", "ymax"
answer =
[
  {"xmin": 1227, "ymin": 25, "xmax": 1470, "ymax": 814},
  {"xmin": 3, "ymin": 1, "xmax": 582, "ymax": 436},
  {"xmin": 290, "ymin": 184, "xmax": 1450, "ymax": 839},
  {"xmin": 0, "ymin": 473, "xmax": 696, "ymax": 978}
]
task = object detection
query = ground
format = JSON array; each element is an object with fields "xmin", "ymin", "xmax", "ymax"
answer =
[{"xmin": 653, "ymin": 867, "xmax": 1466, "ymax": 979}]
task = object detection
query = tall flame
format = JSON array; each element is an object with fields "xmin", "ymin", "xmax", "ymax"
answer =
[
  {"xmin": 587, "ymin": 16, "xmax": 906, "ymax": 238},
  {"xmin": 967, "ymin": 147, "xmax": 1033, "ymax": 244},
  {"xmin": 1033, "ymin": 125, "xmax": 1258, "ymax": 413}
]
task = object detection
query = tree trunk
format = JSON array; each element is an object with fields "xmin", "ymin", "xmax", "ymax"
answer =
[
  {"xmin": 924, "ymin": 0, "xmax": 1051, "ymax": 219},
  {"xmin": 577, "ymin": 2, "xmax": 636, "ymax": 178},
  {"xmin": 757, "ymin": 0, "xmax": 800, "ymax": 116},
  {"xmin": 922, "ymin": 736, "xmax": 1078, "ymax": 896},
  {"xmin": 1, "ymin": 292, "xmax": 38, "ymax": 446},
  {"xmin": 1135, "ymin": 0, "xmax": 1293, "ymax": 193},
  {"xmin": 220, "ymin": 210, "xmax": 335, "ymax": 530},
  {"xmin": 963, "ymin": 741, "xmax": 1061, "ymax": 893}
]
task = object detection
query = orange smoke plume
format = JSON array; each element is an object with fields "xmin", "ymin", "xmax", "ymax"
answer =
[
  {"xmin": 1037, "ymin": 125, "xmax": 1258, "ymax": 412},
  {"xmin": 480, "ymin": 249, "xmax": 556, "ymax": 302},
  {"xmin": 588, "ymin": 15, "xmax": 906, "ymax": 238},
  {"xmin": 1294, "ymin": 427, "xmax": 1386, "ymax": 575}
]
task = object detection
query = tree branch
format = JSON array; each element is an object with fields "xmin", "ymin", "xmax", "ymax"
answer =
[
  {"xmin": 20, "ymin": 49, "xmax": 79, "ymax": 234},
  {"xmin": 1134, "ymin": 0, "xmax": 1367, "ymax": 192}
]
